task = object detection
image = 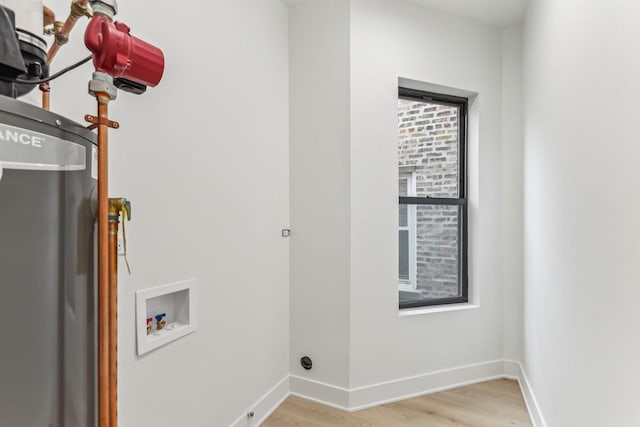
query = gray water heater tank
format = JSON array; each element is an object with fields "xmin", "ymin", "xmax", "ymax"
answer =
[{"xmin": 0, "ymin": 95, "xmax": 97, "ymax": 426}]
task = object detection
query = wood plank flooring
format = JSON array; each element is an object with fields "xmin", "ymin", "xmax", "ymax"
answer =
[{"xmin": 263, "ymin": 379, "xmax": 532, "ymax": 426}]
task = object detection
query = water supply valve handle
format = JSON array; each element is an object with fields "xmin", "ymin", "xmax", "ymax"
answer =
[
  {"xmin": 109, "ymin": 197, "xmax": 132, "ymax": 274},
  {"xmin": 123, "ymin": 199, "xmax": 131, "ymax": 221},
  {"xmin": 120, "ymin": 198, "xmax": 131, "ymax": 274},
  {"xmin": 155, "ymin": 313, "xmax": 167, "ymax": 331}
]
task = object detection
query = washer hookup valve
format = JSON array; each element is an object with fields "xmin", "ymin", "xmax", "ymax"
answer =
[
  {"xmin": 146, "ymin": 317, "xmax": 153, "ymax": 335},
  {"xmin": 155, "ymin": 313, "xmax": 166, "ymax": 331}
]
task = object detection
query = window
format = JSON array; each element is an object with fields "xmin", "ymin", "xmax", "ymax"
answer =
[{"xmin": 398, "ymin": 87, "xmax": 468, "ymax": 308}]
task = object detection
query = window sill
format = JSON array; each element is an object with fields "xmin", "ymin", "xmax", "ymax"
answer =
[{"xmin": 399, "ymin": 302, "xmax": 479, "ymax": 317}]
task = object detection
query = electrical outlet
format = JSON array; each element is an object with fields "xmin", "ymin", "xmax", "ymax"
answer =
[{"xmin": 117, "ymin": 236, "xmax": 125, "ymax": 256}]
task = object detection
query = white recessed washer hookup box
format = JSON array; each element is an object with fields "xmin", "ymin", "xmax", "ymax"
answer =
[{"xmin": 136, "ymin": 279, "xmax": 197, "ymax": 356}]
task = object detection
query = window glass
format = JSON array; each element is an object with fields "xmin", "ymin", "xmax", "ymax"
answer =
[
  {"xmin": 399, "ymin": 230, "xmax": 410, "ymax": 281},
  {"xmin": 398, "ymin": 99, "xmax": 459, "ymax": 198},
  {"xmin": 414, "ymin": 205, "xmax": 460, "ymax": 299}
]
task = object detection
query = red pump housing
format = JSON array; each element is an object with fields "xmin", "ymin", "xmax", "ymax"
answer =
[{"xmin": 85, "ymin": 15, "xmax": 164, "ymax": 87}]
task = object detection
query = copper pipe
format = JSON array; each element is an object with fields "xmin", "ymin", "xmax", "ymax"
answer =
[
  {"xmin": 43, "ymin": 6, "xmax": 56, "ymax": 28},
  {"xmin": 41, "ymin": 85, "xmax": 50, "ymax": 111},
  {"xmin": 46, "ymin": 0, "xmax": 90, "ymax": 63},
  {"xmin": 97, "ymin": 93, "xmax": 111, "ymax": 427},
  {"xmin": 107, "ymin": 201, "xmax": 120, "ymax": 427},
  {"xmin": 108, "ymin": 219, "xmax": 118, "ymax": 427},
  {"xmin": 42, "ymin": 0, "xmax": 91, "ymax": 110}
]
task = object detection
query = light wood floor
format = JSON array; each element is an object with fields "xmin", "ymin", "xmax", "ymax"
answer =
[{"xmin": 263, "ymin": 379, "xmax": 532, "ymax": 426}]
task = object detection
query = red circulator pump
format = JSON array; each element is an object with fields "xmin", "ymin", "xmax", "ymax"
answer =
[{"xmin": 84, "ymin": 12, "xmax": 165, "ymax": 94}]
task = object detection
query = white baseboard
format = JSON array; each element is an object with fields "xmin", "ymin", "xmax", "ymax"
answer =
[
  {"xmin": 290, "ymin": 375, "xmax": 350, "ymax": 410},
  {"xmin": 230, "ymin": 376, "xmax": 290, "ymax": 427},
  {"xmin": 504, "ymin": 360, "xmax": 547, "ymax": 427},
  {"xmin": 347, "ymin": 359, "xmax": 506, "ymax": 410},
  {"xmin": 232, "ymin": 360, "xmax": 547, "ymax": 426},
  {"xmin": 292, "ymin": 359, "xmax": 507, "ymax": 411}
]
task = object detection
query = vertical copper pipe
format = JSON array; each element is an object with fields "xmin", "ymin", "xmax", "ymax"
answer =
[
  {"xmin": 97, "ymin": 94, "xmax": 111, "ymax": 427},
  {"xmin": 108, "ymin": 215, "xmax": 118, "ymax": 427},
  {"xmin": 41, "ymin": 86, "xmax": 50, "ymax": 111},
  {"xmin": 42, "ymin": 7, "xmax": 55, "ymax": 111}
]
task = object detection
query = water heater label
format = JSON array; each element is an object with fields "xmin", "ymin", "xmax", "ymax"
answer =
[{"xmin": 0, "ymin": 122, "xmax": 86, "ymax": 171}]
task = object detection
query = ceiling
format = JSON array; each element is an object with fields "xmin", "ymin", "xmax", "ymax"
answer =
[
  {"xmin": 284, "ymin": 0, "xmax": 530, "ymax": 27},
  {"xmin": 403, "ymin": 0, "xmax": 529, "ymax": 26}
]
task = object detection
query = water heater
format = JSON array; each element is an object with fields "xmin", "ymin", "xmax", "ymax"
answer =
[{"xmin": 0, "ymin": 94, "xmax": 97, "ymax": 426}]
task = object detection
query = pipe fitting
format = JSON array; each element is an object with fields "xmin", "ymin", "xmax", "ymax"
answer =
[
  {"xmin": 108, "ymin": 198, "xmax": 131, "ymax": 219},
  {"xmin": 43, "ymin": 21, "xmax": 64, "ymax": 40},
  {"xmin": 51, "ymin": 1, "xmax": 89, "ymax": 45},
  {"xmin": 90, "ymin": 0, "xmax": 117, "ymax": 20},
  {"xmin": 89, "ymin": 72, "xmax": 117, "ymax": 101},
  {"xmin": 54, "ymin": 30, "xmax": 69, "ymax": 46},
  {"xmin": 71, "ymin": 0, "xmax": 92, "ymax": 19},
  {"xmin": 53, "ymin": 20, "xmax": 64, "ymax": 34}
]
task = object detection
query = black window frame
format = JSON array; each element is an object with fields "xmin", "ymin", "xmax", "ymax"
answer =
[{"xmin": 398, "ymin": 87, "xmax": 469, "ymax": 309}]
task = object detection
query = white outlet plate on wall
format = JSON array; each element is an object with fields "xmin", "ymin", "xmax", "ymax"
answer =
[{"xmin": 135, "ymin": 279, "xmax": 197, "ymax": 356}]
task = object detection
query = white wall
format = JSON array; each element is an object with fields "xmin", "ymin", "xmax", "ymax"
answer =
[
  {"xmin": 34, "ymin": 0, "xmax": 640, "ymax": 424},
  {"xmin": 289, "ymin": 0, "xmax": 352, "ymax": 389},
  {"xmin": 523, "ymin": 0, "xmax": 640, "ymax": 425},
  {"xmin": 348, "ymin": 0, "xmax": 507, "ymax": 387},
  {"xmin": 501, "ymin": 25, "xmax": 524, "ymax": 363},
  {"xmin": 43, "ymin": 1, "xmax": 290, "ymax": 425}
]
